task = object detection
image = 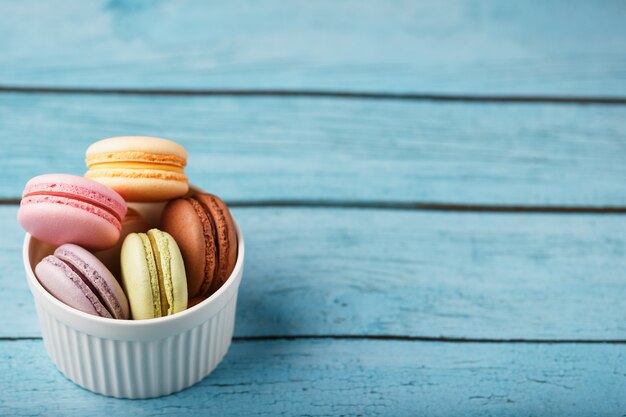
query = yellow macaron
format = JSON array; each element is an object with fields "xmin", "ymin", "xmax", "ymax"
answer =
[{"xmin": 85, "ymin": 136, "xmax": 189, "ymax": 202}]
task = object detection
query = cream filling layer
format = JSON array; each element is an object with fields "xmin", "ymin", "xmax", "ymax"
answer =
[
  {"xmin": 86, "ymin": 151, "xmax": 186, "ymax": 168},
  {"xmin": 85, "ymin": 168, "xmax": 188, "ymax": 182},
  {"xmin": 139, "ymin": 233, "xmax": 162, "ymax": 318}
]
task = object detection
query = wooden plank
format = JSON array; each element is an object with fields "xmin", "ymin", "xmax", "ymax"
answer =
[
  {"xmin": 2, "ymin": 94, "xmax": 626, "ymax": 205},
  {"xmin": 3, "ymin": 205, "xmax": 626, "ymax": 340},
  {"xmin": 0, "ymin": 1, "xmax": 625, "ymax": 96},
  {"xmin": 1, "ymin": 339, "xmax": 625, "ymax": 415}
]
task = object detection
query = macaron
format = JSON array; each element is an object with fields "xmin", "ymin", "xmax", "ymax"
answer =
[
  {"xmin": 18, "ymin": 174, "xmax": 127, "ymax": 250},
  {"xmin": 160, "ymin": 193, "xmax": 238, "ymax": 300},
  {"xmin": 94, "ymin": 208, "xmax": 150, "ymax": 280},
  {"xmin": 85, "ymin": 136, "xmax": 189, "ymax": 202},
  {"xmin": 120, "ymin": 229, "xmax": 188, "ymax": 320},
  {"xmin": 35, "ymin": 244, "xmax": 129, "ymax": 319}
]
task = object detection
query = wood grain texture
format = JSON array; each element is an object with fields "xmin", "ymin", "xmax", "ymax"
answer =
[
  {"xmin": 1, "ymin": 339, "xmax": 625, "ymax": 416},
  {"xmin": 0, "ymin": 1, "xmax": 625, "ymax": 96},
  {"xmin": 2, "ymin": 93, "xmax": 626, "ymax": 205},
  {"xmin": 3, "ymin": 206, "xmax": 626, "ymax": 340}
]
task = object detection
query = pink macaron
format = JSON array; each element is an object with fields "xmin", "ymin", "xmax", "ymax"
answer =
[{"xmin": 18, "ymin": 174, "xmax": 127, "ymax": 250}]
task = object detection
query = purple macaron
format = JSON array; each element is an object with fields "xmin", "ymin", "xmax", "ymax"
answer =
[{"xmin": 35, "ymin": 244, "xmax": 129, "ymax": 319}]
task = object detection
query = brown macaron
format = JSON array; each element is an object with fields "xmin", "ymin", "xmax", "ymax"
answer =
[{"xmin": 160, "ymin": 193, "xmax": 238, "ymax": 300}]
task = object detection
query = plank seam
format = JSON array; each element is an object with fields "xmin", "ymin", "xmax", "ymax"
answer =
[
  {"xmin": 3, "ymin": 336, "xmax": 626, "ymax": 344},
  {"xmin": 3, "ymin": 199, "xmax": 626, "ymax": 214},
  {"xmin": 1, "ymin": 86, "xmax": 626, "ymax": 105},
  {"xmin": 229, "ymin": 201, "xmax": 626, "ymax": 214}
]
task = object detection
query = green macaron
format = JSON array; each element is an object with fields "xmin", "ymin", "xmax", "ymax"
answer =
[{"xmin": 120, "ymin": 228, "xmax": 188, "ymax": 319}]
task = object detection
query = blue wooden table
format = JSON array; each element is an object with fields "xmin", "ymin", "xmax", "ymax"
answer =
[{"xmin": 1, "ymin": 1, "xmax": 626, "ymax": 415}]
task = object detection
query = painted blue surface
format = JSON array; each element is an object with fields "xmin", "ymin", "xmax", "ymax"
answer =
[
  {"xmin": 0, "ymin": 1, "xmax": 625, "ymax": 95},
  {"xmin": 1, "ymin": 1, "xmax": 625, "ymax": 415},
  {"xmin": 3, "ymin": 205, "xmax": 626, "ymax": 340},
  {"xmin": 2, "ymin": 94, "xmax": 626, "ymax": 205},
  {"xmin": 2, "ymin": 339, "xmax": 626, "ymax": 417}
]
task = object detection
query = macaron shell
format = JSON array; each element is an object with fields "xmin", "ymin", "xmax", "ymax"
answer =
[
  {"xmin": 120, "ymin": 233, "xmax": 160, "ymax": 320},
  {"xmin": 195, "ymin": 194, "xmax": 238, "ymax": 295},
  {"xmin": 160, "ymin": 198, "xmax": 215, "ymax": 298},
  {"xmin": 160, "ymin": 231, "xmax": 188, "ymax": 315},
  {"xmin": 188, "ymin": 295, "xmax": 205, "ymax": 309},
  {"xmin": 18, "ymin": 198, "xmax": 121, "ymax": 250},
  {"xmin": 54, "ymin": 244, "xmax": 129, "ymax": 320},
  {"xmin": 35, "ymin": 256, "xmax": 109, "ymax": 318},
  {"xmin": 22, "ymin": 173, "xmax": 127, "ymax": 219},
  {"xmin": 86, "ymin": 136, "xmax": 188, "ymax": 160},
  {"xmin": 85, "ymin": 172, "xmax": 189, "ymax": 202}
]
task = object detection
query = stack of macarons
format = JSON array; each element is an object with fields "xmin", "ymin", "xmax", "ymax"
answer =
[{"xmin": 18, "ymin": 136, "xmax": 238, "ymax": 320}]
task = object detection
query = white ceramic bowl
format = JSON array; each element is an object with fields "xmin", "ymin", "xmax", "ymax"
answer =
[{"xmin": 22, "ymin": 200, "xmax": 245, "ymax": 399}]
